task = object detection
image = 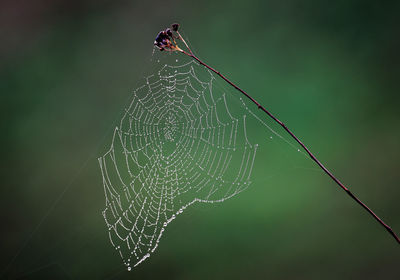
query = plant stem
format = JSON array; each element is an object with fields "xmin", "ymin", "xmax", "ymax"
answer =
[{"xmin": 176, "ymin": 33, "xmax": 400, "ymax": 244}]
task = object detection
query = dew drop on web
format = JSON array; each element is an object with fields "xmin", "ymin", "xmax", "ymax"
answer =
[{"xmin": 99, "ymin": 59, "xmax": 261, "ymax": 268}]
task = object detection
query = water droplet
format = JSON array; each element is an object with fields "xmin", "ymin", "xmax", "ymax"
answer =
[
  {"xmin": 157, "ymin": 59, "xmax": 160, "ymax": 63},
  {"xmin": 127, "ymin": 266, "xmax": 131, "ymax": 271},
  {"xmin": 297, "ymin": 149, "xmax": 300, "ymax": 152},
  {"xmin": 176, "ymin": 59, "xmax": 178, "ymax": 62}
]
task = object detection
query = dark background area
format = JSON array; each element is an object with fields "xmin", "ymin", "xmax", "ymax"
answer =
[{"xmin": 1, "ymin": 0, "xmax": 399, "ymax": 279}]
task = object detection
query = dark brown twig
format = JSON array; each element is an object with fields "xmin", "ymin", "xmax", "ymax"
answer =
[{"xmin": 155, "ymin": 23, "xmax": 400, "ymax": 244}]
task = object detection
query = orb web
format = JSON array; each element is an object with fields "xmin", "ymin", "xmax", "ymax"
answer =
[{"xmin": 98, "ymin": 57, "xmax": 258, "ymax": 269}]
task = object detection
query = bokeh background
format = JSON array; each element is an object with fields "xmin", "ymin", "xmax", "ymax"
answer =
[{"xmin": 1, "ymin": 0, "xmax": 399, "ymax": 279}]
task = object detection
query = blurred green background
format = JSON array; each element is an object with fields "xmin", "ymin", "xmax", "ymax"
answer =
[{"xmin": 1, "ymin": 0, "xmax": 399, "ymax": 279}]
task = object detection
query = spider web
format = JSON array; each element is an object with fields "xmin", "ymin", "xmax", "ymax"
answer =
[{"xmin": 98, "ymin": 53, "xmax": 261, "ymax": 270}]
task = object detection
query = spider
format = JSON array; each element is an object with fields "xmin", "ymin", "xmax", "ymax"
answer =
[{"xmin": 154, "ymin": 23, "xmax": 180, "ymax": 51}]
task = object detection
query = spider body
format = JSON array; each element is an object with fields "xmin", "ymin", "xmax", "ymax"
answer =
[
  {"xmin": 154, "ymin": 24, "xmax": 181, "ymax": 52},
  {"xmin": 154, "ymin": 30, "xmax": 169, "ymax": 51}
]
